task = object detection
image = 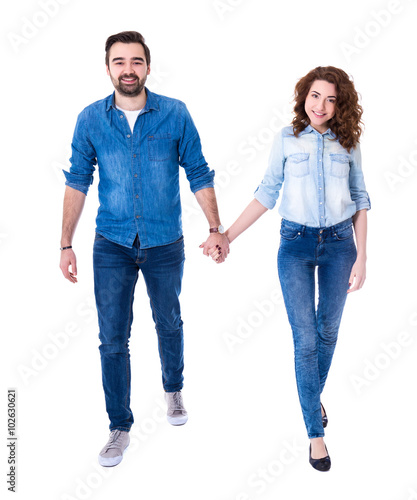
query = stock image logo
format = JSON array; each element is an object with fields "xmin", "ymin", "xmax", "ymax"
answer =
[
  {"xmin": 223, "ymin": 288, "xmax": 284, "ymax": 354},
  {"xmin": 7, "ymin": 0, "xmax": 72, "ymax": 53},
  {"xmin": 212, "ymin": 0, "xmax": 246, "ymax": 21},
  {"xmin": 339, "ymin": 0, "xmax": 404, "ymax": 62},
  {"xmin": 17, "ymin": 297, "xmax": 96, "ymax": 385},
  {"xmin": 384, "ymin": 139, "xmax": 417, "ymax": 192},
  {"xmin": 349, "ymin": 310, "xmax": 416, "ymax": 395}
]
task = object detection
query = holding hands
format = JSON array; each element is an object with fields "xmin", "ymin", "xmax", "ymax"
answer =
[
  {"xmin": 198, "ymin": 199, "xmax": 268, "ymax": 264},
  {"xmin": 199, "ymin": 232, "xmax": 230, "ymax": 264}
]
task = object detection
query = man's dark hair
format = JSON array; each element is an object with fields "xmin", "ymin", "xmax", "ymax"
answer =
[{"xmin": 105, "ymin": 31, "xmax": 151, "ymax": 67}]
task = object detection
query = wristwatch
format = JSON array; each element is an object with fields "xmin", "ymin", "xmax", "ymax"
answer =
[{"xmin": 209, "ymin": 225, "xmax": 225, "ymax": 234}]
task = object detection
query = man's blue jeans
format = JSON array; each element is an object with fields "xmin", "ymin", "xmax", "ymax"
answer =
[
  {"xmin": 278, "ymin": 218, "xmax": 357, "ymax": 438},
  {"xmin": 93, "ymin": 234, "xmax": 185, "ymax": 431}
]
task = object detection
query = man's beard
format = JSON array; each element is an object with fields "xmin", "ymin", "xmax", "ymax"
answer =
[{"xmin": 112, "ymin": 73, "xmax": 147, "ymax": 97}]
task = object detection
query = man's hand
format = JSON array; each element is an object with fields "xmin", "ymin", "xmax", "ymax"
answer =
[
  {"xmin": 199, "ymin": 233, "xmax": 230, "ymax": 264},
  {"xmin": 60, "ymin": 248, "xmax": 78, "ymax": 283}
]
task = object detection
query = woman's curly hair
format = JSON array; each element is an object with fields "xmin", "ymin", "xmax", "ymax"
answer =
[{"xmin": 292, "ymin": 66, "xmax": 363, "ymax": 150}]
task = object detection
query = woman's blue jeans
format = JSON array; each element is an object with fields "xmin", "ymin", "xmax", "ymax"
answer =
[
  {"xmin": 278, "ymin": 218, "xmax": 356, "ymax": 438},
  {"xmin": 93, "ymin": 234, "xmax": 185, "ymax": 432}
]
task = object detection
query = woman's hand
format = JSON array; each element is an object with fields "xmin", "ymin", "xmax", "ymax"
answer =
[
  {"xmin": 349, "ymin": 209, "xmax": 368, "ymax": 293},
  {"xmin": 347, "ymin": 255, "xmax": 366, "ymax": 293},
  {"xmin": 207, "ymin": 244, "xmax": 224, "ymax": 263},
  {"xmin": 199, "ymin": 234, "xmax": 229, "ymax": 264}
]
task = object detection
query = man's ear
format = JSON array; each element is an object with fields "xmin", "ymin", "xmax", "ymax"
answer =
[{"xmin": 106, "ymin": 65, "xmax": 110, "ymax": 76}]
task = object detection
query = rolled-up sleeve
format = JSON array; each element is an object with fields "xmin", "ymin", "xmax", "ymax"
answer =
[
  {"xmin": 349, "ymin": 144, "xmax": 371, "ymax": 212},
  {"xmin": 63, "ymin": 110, "xmax": 97, "ymax": 195},
  {"xmin": 254, "ymin": 130, "xmax": 285, "ymax": 209},
  {"xmin": 177, "ymin": 102, "xmax": 214, "ymax": 193}
]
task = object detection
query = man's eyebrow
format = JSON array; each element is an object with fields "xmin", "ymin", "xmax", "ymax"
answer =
[
  {"xmin": 311, "ymin": 90, "xmax": 337, "ymax": 98},
  {"xmin": 111, "ymin": 56, "xmax": 145, "ymax": 62}
]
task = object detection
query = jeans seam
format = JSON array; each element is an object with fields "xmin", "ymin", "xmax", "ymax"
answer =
[
  {"xmin": 148, "ymin": 295, "xmax": 168, "ymax": 389},
  {"xmin": 123, "ymin": 274, "xmax": 136, "ymax": 420}
]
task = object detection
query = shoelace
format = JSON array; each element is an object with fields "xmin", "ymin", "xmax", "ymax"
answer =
[
  {"xmin": 169, "ymin": 392, "xmax": 184, "ymax": 411},
  {"xmin": 105, "ymin": 430, "xmax": 125, "ymax": 451}
]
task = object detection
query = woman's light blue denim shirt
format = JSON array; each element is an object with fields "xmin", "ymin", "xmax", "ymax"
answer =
[{"xmin": 254, "ymin": 125, "xmax": 371, "ymax": 228}]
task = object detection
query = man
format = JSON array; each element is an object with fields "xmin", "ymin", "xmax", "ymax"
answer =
[{"xmin": 59, "ymin": 31, "xmax": 229, "ymax": 467}]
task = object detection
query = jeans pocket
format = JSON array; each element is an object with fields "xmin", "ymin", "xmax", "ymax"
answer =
[
  {"xmin": 286, "ymin": 153, "xmax": 310, "ymax": 177},
  {"xmin": 333, "ymin": 224, "xmax": 353, "ymax": 240},
  {"xmin": 280, "ymin": 226, "xmax": 302, "ymax": 241},
  {"xmin": 148, "ymin": 134, "xmax": 172, "ymax": 161},
  {"xmin": 330, "ymin": 153, "xmax": 350, "ymax": 178}
]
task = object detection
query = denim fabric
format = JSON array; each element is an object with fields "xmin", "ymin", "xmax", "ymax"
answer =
[
  {"xmin": 278, "ymin": 218, "xmax": 357, "ymax": 438},
  {"xmin": 254, "ymin": 125, "xmax": 371, "ymax": 228},
  {"xmin": 93, "ymin": 234, "xmax": 185, "ymax": 431},
  {"xmin": 64, "ymin": 89, "xmax": 214, "ymax": 249}
]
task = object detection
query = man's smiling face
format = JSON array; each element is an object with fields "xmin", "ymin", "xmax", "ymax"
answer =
[{"xmin": 106, "ymin": 42, "xmax": 150, "ymax": 97}]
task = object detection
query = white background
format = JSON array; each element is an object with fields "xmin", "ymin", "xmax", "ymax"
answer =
[{"xmin": 1, "ymin": 0, "xmax": 417, "ymax": 499}]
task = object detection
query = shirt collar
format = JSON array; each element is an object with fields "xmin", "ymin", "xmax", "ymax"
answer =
[
  {"xmin": 105, "ymin": 87, "xmax": 160, "ymax": 112},
  {"xmin": 299, "ymin": 124, "xmax": 336, "ymax": 139}
]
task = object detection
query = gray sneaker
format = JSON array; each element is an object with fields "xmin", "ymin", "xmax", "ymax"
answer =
[
  {"xmin": 165, "ymin": 391, "xmax": 188, "ymax": 426},
  {"xmin": 98, "ymin": 430, "xmax": 130, "ymax": 467}
]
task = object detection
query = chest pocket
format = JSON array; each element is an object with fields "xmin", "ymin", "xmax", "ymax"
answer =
[
  {"xmin": 148, "ymin": 134, "xmax": 172, "ymax": 161},
  {"xmin": 329, "ymin": 153, "xmax": 350, "ymax": 178},
  {"xmin": 285, "ymin": 153, "xmax": 310, "ymax": 178}
]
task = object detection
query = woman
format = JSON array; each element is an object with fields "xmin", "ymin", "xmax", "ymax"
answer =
[{"xmin": 210, "ymin": 66, "xmax": 370, "ymax": 471}]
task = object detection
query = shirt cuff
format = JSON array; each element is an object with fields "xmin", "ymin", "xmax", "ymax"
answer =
[
  {"xmin": 63, "ymin": 170, "xmax": 93, "ymax": 195},
  {"xmin": 254, "ymin": 187, "xmax": 276, "ymax": 210},
  {"xmin": 189, "ymin": 170, "xmax": 215, "ymax": 194},
  {"xmin": 355, "ymin": 194, "xmax": 371, "ymax": 212}
]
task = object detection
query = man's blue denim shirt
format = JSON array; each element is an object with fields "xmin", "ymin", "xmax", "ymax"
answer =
[
  {"xmin": 64, "ymin": 88, "xmax": 214, "ymax": 248},
  {"xmin": 254, "ymin": 125, "xmax": 371, "ymax": 228}
]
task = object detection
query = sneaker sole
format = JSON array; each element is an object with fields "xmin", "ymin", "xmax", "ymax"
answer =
[
  {"xmin": 167, "ymin": 415, "xmax": 188, "ymax": 426},
  {"xmin": 98, "ymin": 445, "xmax": 129, "ymax": 467}
]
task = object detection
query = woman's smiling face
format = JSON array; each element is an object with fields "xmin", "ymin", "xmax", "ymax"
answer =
[{"xmin": 304, "ymin": 80, "xmax": 337, "ymax": 133}]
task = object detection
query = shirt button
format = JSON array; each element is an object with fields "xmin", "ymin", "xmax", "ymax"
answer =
[
  {"xmin": 134, "ymin": 174, "xmax": 138, "ymax": 177},
  {"xmin": 120, "ymin": 115, "xmax": 124, "ymax": 118},
  {"xmin": 127, "ymin": 134, "xmax": 131, "ymax": 138},
  {"xmin": 136, "ymin": 215, "xmax": 140, "ymax": 219},
  {"xmin": 319, "ymin": 173, "xmax": 322, "ymax": 176},
  {"xmin": 319, "ymin": 187, "xmax": 322, "ymax": 190},
  {"xmin": 320, "ymin": 202, "xmax": 322, "ymax": 204},
  {"xmin": 133, "ymin": 154, "xmax": 137, "ymax": 158},
  {"xmin": 136, "ymin": 195, "xmax": 139, "ymax": 199}
]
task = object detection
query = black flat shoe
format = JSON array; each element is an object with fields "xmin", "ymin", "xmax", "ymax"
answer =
[
  {"xmin": 309, "ymin": 444, "xmax": 331, "ymax": 472},
  {"xmin": 321, "ymin": 403, "xmax": 328, "ymax": 428}
]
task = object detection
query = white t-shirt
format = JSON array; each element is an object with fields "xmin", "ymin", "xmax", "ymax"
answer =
[{"xmin": 116, "ymin": 105, "xmax": 142, "ymax": 133}]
